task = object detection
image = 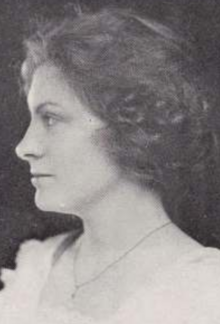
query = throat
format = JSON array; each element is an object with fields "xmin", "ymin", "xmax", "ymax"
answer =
[
  {"xmin": 80, "ymin": 180, "xmax": 170, "ymax": 251},
  {"xmin": 73, "ymin": 220, "xmax": 171, "ymax": 291},
  {"xmin": 70, "ymin": 221, "xmax": 173, "ymax": 321}
]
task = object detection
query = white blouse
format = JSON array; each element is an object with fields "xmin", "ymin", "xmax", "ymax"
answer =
[{"xmin": 1, "ymin": 233, "xmax": 220, "ymax": 323}]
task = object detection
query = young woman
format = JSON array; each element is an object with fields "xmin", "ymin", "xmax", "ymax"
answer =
[{"xmin": 1, "ymin": 7, "xmax": 220, "ymax": 323}]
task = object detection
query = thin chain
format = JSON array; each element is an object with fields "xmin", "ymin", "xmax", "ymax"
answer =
[{"xmin": 72, "ymin": 221, "xmax": 171, "ymax": 297}]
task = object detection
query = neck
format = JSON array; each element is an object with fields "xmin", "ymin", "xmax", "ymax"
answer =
[{"xmin": 77, "ymin": 179, "xmax": 170, "ymax": 253}]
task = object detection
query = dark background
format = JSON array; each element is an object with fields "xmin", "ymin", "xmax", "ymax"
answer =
[{"xmin": 1, "ymin": 0, "xmax": 220, "ymax": 269}]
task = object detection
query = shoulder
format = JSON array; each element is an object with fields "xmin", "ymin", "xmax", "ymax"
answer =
[
  {"xmin": 158, "ymin": 246, "xmax": 220, "ymax": 295},
  {"xmin": 154, "ymin": 247, "xmax": 220, "ymax": 321},
  {"xmin": 0, "ymin": 232, "xmax": 75, "ymax": 290},
  {"xmin": 115, "ymin": 247, "xmax": 220, "ymax": 323},
  {"xmin": 15, "ymin": 233, "xmax": 69, "ymax": 271},
  {"xmin": 0, "ymin": 233, "xmax": 78, "ymax": 323}
]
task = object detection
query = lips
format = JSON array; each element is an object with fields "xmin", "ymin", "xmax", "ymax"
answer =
[
  {"xmin": 31, "ymin": 173, "xmax": 53, "ymax": 178},
  {"xmin": 30, "ymin": 173, "xmax": 53, "ymax": 186}
]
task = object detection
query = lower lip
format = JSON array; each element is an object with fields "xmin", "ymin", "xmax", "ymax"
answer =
[{"xmin": 31, "ymin": 176, "xmax": 53, "ymax": 186}]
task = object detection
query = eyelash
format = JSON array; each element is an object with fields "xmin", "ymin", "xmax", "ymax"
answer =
[{"xmin": 41, "ymin": 113, "xmax": 59, "ymax": 127}]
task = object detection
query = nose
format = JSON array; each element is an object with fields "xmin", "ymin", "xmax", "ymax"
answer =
[{"xmin": 15, "ymin": 122, "xmax": 44, "ymax": 162}]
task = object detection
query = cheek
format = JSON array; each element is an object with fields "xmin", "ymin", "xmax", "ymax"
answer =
[
  {"xmin": 51, "ymin": 137, "xmax": 97, "ymax": 178},
  {"xmin": 67, "ymin": 144, "xmax": 117, "ymax": 186},
  {"xmin": 52, "ymin": 127, "xmax": 119, "ymax": 183}
]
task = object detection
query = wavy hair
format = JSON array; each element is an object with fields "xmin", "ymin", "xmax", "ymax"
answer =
[{"xmin": 21, "ymin": 8, "xmax": 215, "ymax": 236}]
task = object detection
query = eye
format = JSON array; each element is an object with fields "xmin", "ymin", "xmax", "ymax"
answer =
[{"xmin": 42, "ymin": 113, "xmax": 59, "ymax": 127}]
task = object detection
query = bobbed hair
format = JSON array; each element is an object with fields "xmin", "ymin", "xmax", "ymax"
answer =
[{"xmin": 21, "ymin": 8, "xmax": 214, "ymax": 232}]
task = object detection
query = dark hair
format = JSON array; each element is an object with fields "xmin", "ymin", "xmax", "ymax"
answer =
[{"xmin": 21, "ymin": 8, "xmax": 214, "ymax": 234}]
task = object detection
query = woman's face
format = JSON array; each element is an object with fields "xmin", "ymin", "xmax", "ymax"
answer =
[{"xmin": 16, "ymin": 64, "xmax": 121, "ymax": 214}]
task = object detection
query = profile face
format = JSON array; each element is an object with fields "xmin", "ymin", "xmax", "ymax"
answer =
[{"xmin": 16, "ymin": 64, "xmax": 121, "ymax": 214}]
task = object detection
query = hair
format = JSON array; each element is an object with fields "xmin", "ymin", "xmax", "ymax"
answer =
[{"xmin": 21, "ymin": 7, "xmax": 217, "ymax": 239}]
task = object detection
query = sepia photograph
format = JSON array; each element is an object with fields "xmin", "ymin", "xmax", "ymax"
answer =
[{"xmin": 0, "ymin": 0, "xmax": 220, "ymax": 322}]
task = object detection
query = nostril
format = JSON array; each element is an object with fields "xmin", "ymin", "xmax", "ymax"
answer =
[
  {"xmin": 15, "ymin": 138, "xmax": 44, "ymax": 161},
  {"xmin": 14, "ymin": 124, "xmax": 44, "ymax": 160}
]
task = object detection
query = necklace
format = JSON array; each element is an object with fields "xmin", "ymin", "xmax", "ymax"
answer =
[{"xmin": 72, "ymin": 220, "xmax": 171, "ymax": 298}]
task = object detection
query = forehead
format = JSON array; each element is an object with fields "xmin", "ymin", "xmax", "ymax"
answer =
[
  {"xmin": 27, "ymin": 64, "xmax": 79, "ymax": 111},
  {"xmin": 27, "ymin": 63, "xmax": 105, "ymax": 129}
]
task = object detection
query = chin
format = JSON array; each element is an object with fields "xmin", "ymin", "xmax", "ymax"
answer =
[
  {"xmin": 34, "ymin": 186, "xmax": 98, "ymax": 215},
  {"xmin": 34, "ymin": 191, "xmax": 77, "ymax": 214},
  {"xmin": 34, "ymin": 196, "xmax": 54, "ymax": 212},
  {"xmin": 34, "ymin": 192, "xmax": 62, "ymax": 213}
]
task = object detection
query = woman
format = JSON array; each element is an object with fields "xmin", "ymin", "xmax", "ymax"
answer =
[{"xmin": 1, "ymin": 7, "xmax": 220, "ymax": 323}]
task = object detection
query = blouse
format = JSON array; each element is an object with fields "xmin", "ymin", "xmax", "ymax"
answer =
[{"xmin": 1, "ymin": 233, "xmax": 220, "ymax": 323}]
